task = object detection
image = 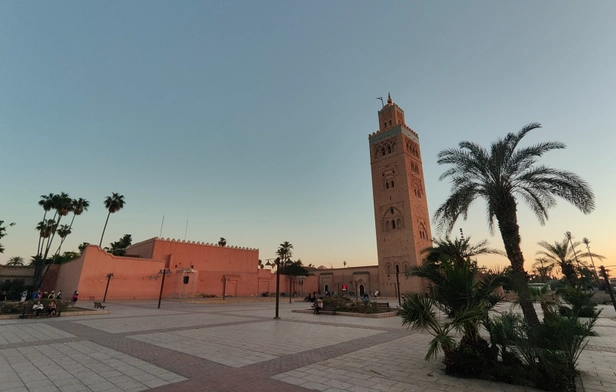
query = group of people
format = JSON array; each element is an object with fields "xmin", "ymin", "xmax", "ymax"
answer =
[
  {"xmin": 31, "ymin": 289, "xmax": 63, "ymax": 300},
  {"xmin": 31, "ymin": 299, "xmax": 58, "ymax": 318}
]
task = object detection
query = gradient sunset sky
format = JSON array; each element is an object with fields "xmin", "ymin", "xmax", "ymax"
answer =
[{"xmin": 1, "ymin": 1, "xmax": 614, "ymax": 270}]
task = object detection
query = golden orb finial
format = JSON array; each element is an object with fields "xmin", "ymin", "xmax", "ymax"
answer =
[{"xmin": 387, "ymin": 92, "xmax": 393, "ymax": 104}]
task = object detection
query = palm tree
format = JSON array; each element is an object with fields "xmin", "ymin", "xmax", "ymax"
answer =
[
  {"xmin": 100, "ymin": 193, "xmax": 126, "ymax": 247},
  {"xmin": 54, "ymin": 198, "xmax": 89, "ymax": 256},
  {"xmin": 36, "ymin": 219, "xmax": 56, "ymax": 256},
  {"xmin": 276, "ymin": 241, "xmax": 294, "ymax": 272},
  {"xmin": 43, "ymin": 192, "xmax": 72, "ymax": 260},
  {"xmin": 6, "ymin": 256, "xmax": 24, "ymax": 266},
  {"xmin": 402, "ymin": 258, "xmax": 507, "ymax": 360},
  {"xmin": 532, "ymin": 257, "xmax": 555, "ymax": 283},
  {"xmin": 53, "ymin": 225, "xmax": 72, "ymax": 257},
  {"xmin": 37, "ymin": 193, "xmax": 55, "ymax": 257},
  {"xmin": 218, "ymin": 237, "xmax": 227, "ymax": 247},
  {"xmin": 422, "ymin": 236, "xmax": 503, "ymax": 268},
  {"xmin": 434, "ymin": 123, "xmax": 595, "ymax": 328},
  {"xmin": 537, "ymin": 236, "xmax": 604, "ymax": 287}
]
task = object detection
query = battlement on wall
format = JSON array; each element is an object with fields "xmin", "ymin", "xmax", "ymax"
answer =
[
  {"xmin": 154, "ymin": 237, "xmax": 258, "ymax": 252},
  {"xmin": 368, "ymin": 124, "xmax": 418, "ymax": 140}
]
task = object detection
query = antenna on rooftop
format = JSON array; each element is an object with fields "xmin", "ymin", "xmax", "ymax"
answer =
[
  {"xmin": 159, "ymin": 216, "xmax": 165, "ymax": 237},
  {"xmin": 377, "ymin": 96, "xmax": 384, "ymax": 108},
  {"xmin": 184, "ymin": 212, "xmax": 189, "ymax": 240}
]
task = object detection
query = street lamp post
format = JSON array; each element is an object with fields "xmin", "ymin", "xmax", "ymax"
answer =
[
  {"xmin": 274, "ymin": 257, "xmax": 281, "ymax": 319},
  {"xmin": 395, "ymin": 265, "xmax": 401, "ymax": 306},
  {"xmin": 157, "ymin": 268, "xmax": 171, "ymax": 309},
  {"xmin": 103, "ymin": 273, "xmax": 114, "ymax": 302},
  {"xmin": 288, "ymin": 275, "xmax": 293, "ymax": 304},
  {"xmin": 222, "ymin": 275, "xmax": 228, "ymax": 299}
]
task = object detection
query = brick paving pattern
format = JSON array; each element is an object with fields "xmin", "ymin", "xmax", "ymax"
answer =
[{"xmin": 0, "ymin": 300, "xmax": 614, "ymax": 391}]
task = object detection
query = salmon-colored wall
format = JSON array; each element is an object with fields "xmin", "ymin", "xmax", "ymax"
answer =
[
  {"xmin": 146, "ymin": 238, "xmax": 262, "ymax": 297},
  {"xmin": 125, "ymin": 238, "xmax": 156, "ymax": 259},
  {"xmin": 54, "ymin": 246, "xmax": 166, "ymax": 301},
  {"xmin": 51, "ymin": 238, "xmax": 320, "ymax": 301},
  {"xmin": 54, "ymin": 251, "xmax": 86, "ymax": 299}
]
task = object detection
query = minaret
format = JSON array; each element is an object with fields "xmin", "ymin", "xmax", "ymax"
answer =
[{"xmin": 368, "ymin": 93, "xmax": 432, "ymax": 297}]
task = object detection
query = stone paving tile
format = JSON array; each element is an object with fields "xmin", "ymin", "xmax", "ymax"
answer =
[
  {"xmin": 272, "ymin": 334, "xmax": 541, "ymax": 392},
  {"xmin": 3, "ymin": 300, "xmax": 616, "ymax": 391},
  {"xmin": 75, "ymin": 313, "xmax": 254, "ymax": 333},
  {"xmin": 0, "ymin": 323, "xmax": 75, "ymax": 345},
  {"xmin": 0, "ymin": 340, "xmax": 186, "ymax": 391},
  {"xmin": 129, "ymin": 320, "xmax": 385, "ymax": 367}
]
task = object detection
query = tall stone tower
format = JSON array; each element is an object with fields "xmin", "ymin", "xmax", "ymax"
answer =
[{"xmin": 369, "ymin": 94, "xmax": 432, "ymax": 297}]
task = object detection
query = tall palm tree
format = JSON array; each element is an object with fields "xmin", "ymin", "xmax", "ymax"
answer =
[
  {"xmin": 99, "ymin": 193, "xmax": 126, "ymax": 247},
  {"xmin": 43, "ymin": 192, "xmax": 72, "ymax": 260},
  {"xmin": 276, "ymin": 241, "xmax": 294, "ymax": 271},
  {"xmin": 53, "ymin": 225, "xmax": 72, "ymax": 257},
  {"xmin": 36, "ymin": 219, "xmax": 56, "ymax": 257},
  {"xmin": 37, "ymin": 193, "xmax": 55, "ymax": 257},
  {"xmin": 54, "ymin": 198, "xmax": 89, "ymax": 256},
  {"xmin": 434, "ymin": 123, "xmax": 595, "ymax": 328},
  {"xmin": 6, "ymin": 256, "xmax": 24, "ymax": 266},
  {"xmin": 422, "ymin": 236, "xmax": 503, "ymax": 268}
]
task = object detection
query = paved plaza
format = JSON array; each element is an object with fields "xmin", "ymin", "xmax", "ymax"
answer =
[{"xmin": 0, "ymin": 300, "xmax": 615, "ymax": 392}]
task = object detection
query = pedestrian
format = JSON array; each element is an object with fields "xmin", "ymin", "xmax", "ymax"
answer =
[
  {"xmin": 314, "ymin": 298, "xmax": 323, "ymax": 314},
  {"xmin": 48, "ymin": 300, "xmax": 57, "ymax": 316},
  {"xmin": 56, "ymin": 290, "xmax": 63, "ymax": 299},
  {"xmin": 71, "ymin": 290, "xmax": 79, "ymax": 303},
  {"xmin": 32, "ymin": 300, "xmax": 44, "ymax": 318}
]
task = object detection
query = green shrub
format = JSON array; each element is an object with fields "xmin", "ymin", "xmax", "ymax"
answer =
[{"xmin": 444, "ymin": 336, "xmax": 492, "ymax": 377}]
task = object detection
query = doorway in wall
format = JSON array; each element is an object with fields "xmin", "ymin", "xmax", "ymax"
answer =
[
  {"xmin": 324, "ymin": 284, "xmax": 329, "ymax": 294},
  {"xmin": 359, "ymin": 284, "xmax": 365, "ymax": 297}
]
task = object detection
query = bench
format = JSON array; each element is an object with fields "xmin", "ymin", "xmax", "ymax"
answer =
[
  {"xmin": 20, "ymin": 305, "xmax": 61, "ymax": 319},
  {"xmin": 313, "ymin": 303, "xmax": 337, "ymax": 315},
  {"xmin": 94, "ymin": 301, "xmax": 106, "ymax": 309},
  {"xmin": 375, "ymin": 302, "xmax": 390, "ymax": 310}
]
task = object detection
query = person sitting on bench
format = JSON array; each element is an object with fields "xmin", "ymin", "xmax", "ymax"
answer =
[
  {"xmin": 48, "ymin": 300, "xmax": 57, "ymax": 316},
  {"xmin": 32, "ymin": 300, "xmax": 44, "ymax": 318},
  {"xmin": 314, "ymin": 298, "xmax": 323, "ymax": 314}
]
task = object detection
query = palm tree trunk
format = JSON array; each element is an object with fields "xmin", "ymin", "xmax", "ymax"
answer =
[
  {"xmin": 43, "ymin": 215, "xmax": 62, "ymax": 261},
  {"xmin": 100, "ymin": 212, "xmax": 111, "ymax": 247},
  {"xmin": 496, "ymin": 203, "xmax": 541, "ymax": 329},
  {"xmin": 36, "ymin": 211, "xmax": 47, "ymax": 257}
]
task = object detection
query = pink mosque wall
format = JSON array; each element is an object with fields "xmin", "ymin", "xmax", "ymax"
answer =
[{"xmin": 47, "ymin": 238, "xmax": 319, "ymax": 301}]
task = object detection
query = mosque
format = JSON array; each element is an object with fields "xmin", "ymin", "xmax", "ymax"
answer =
[{"xmin": 40, "ymin": 95, "xmax": 432, "ymax": 302}]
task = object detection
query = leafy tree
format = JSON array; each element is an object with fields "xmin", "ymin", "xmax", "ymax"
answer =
[
  {"xmin": 281, "ymin": 259, "xmax": 309, "ymax": 276},
  {"xmin": 78, "ymin": 242, "xmax": 90, "ymax": 254},
  {"xmin": 6, "ymin": 256, "xmax": 24, "ymax": 266},
  {"xmin": 434, "ymin": 123, "xmax": 595, "ymax": 328},
  {"xmin": 218, "ymin": 237, "xmax": 227, "ymax": 247},
  {"xmin": 100, "ymin": 193, "xmax": 126, "ymax": 247},
  {"xmin": 107, "ymin": 234, "xmax": 132, "ymax": 256},
  {"xmin": 51, "ymin": 251, "xmax": 81, "ymax": 264}
]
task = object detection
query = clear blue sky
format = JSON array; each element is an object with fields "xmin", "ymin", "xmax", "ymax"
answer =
[{"xmin": 1, "ymin": 1, "xmax": 614, "ymax": 269}]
